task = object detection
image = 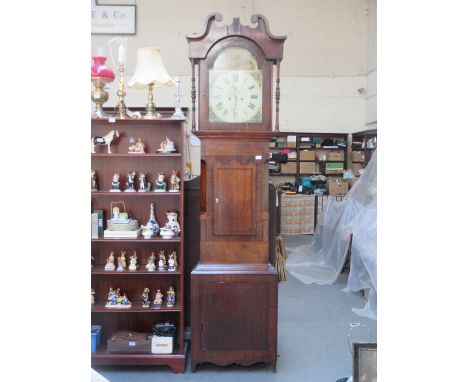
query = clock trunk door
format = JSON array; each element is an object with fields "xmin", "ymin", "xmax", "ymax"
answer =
[{"xmin": 213, "ymin": 162, "xmax": 256, "ymax": 236}]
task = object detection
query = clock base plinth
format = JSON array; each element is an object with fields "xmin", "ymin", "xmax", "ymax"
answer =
[{"xmin": 190, "ymin": 263, "xmax": 278, "ymax": 373}]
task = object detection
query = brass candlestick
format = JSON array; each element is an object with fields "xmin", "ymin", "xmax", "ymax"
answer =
[{"xmin": 115, "ymin": 65, "xmax": 133, "ymax": 119}]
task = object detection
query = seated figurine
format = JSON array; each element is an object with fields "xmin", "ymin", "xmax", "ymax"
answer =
[
  {"xmin": 154, "ymin": 172, "xmax": 167, "ymax": 192},
  {"xmin": 110, "ymin": 173, "xmax": 121, "ymax": 192},
  {"xmin": 153, "ymin": 289, "xmax": 163, "ymax": 306},
  {"xmin": 104, "ymin": 251, "xmax": 115, "ymax": 271},
  {"xmin": 129, "ymin": 137, "xmax": 145, "ymax": 154}
]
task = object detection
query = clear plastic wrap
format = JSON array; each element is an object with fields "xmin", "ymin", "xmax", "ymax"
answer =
[{"xmin": 285, "ymin": 152, "xmax": 377, "ymax": 319}]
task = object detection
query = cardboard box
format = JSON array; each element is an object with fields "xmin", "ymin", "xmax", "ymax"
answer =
[
  {"xmin": 325, "ymin": 162, "xmax": 344, "ymax": 174},
  {"xmin": 300, "ymin": 150, "xmax": 316, "ymax": 160},
  {"xmin": 328, "ymin": 180, "xmax": 349, "ymax": 195},
  {"xmin": 286, "ymin": 135, "xmax": 296, "ymax": 148},
  {"xmin": 300, "ymin": 162, "xmax": 317, "ymax": 174},
  {"xmin": 281, "ymin": 162, "xmax": 296, "ymax": 174},
  {"xmin": 351, "ymin": 151, "xmax": 365, "ymax": 162},
  {"xmin": 327, "ymin": 150, "xmax": 344, "ymax": 161},
  {"xmin": 107, "ymin": 331, "xmax": 152, "ymax": 353}
]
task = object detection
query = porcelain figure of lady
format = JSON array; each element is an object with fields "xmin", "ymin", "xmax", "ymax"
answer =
[
  {"xmin": 168, "ymin": 251, "xmax": 178, "ymax": 271},
  {"xmin": 146, "ymin": 252, "xmax": 156, "ymax": 272},
  {"xmin": 154, "ymin": 289, "xmax": 163, "ymax": 306},
  {"xmin": 129, "ymin": 252, "xmax": 138, "ymax": 271},
  {"xmin": 142, "ymin": 288, "xmax": 150, "ymax": 308}
]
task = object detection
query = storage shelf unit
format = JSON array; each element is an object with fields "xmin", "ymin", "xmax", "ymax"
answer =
[
  {"xmin": 91, "ymin": 109, "xmax": 186, "ymax": 373},
  {"xmin": 350, "ymin": 129, "xmax": 377, "ymax": 176},
  {"xmin": 268, "ymin": 132, "xmax": 349, "ymax": 183}
]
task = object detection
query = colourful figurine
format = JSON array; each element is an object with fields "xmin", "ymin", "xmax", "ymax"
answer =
[
  {"xmin": 105, "ymin": 251, "xmax": 115, "ymax": 271},
  {"xmin": 158, "ymin": 136, "xmax": 176, "ymax": 153},
  {"xmin": 164, "ymin": 211, "xmax": 181, "ymax": 234},
  {"xmin": 138, "ymin": 171, "xmax": 149, "ymax": 192},
  {"xmin": 129, "ymin": 137, "xmax": 145, "ymax": 154},
  {"xmin": 91, "ymin": 170, "xmax": 98, "ymax": 191},
  {"xmin": 168, "ymin": 251, "xmax": 178, "ymax": 271},
  {"xmin": 121, "ymin": 294, "xmax": 131, "ymax": 305},
  {"xmin": 166, "ymin": 286, "xmax": 176, "ymax": 308},
  {"xmin": 154, "ymin": 172, "xmax": 167, "ymax": 192},
  {"xmin": 120, "ymin": 251, "xmax": 127, "ymax": 269},
  {"xmin": 158, "ymin": 250, "xmax": 166, "ymax": 271},
  {"xmin": 125, "ymin": 171, "xmax": 136, "ymax": 192},
  {"xmin": 169, "ymin": 170, "xmax": 180, "ymax": 192},
  {"xmin": 110, "ymin": 173, "xmax": 121, "ymax": 192},
  {"xmin": 153, "ymin": 289, "xmax": 164, "ymax": 305},
  {"xmin": 142, "ymin": 287, "xmax": 150, "ymax": 308},
  {"xmin": 146, "ymin": 252, "xmax": 156, "ymax": 272},
  {"xmin": 129, "ymin": 251, "xmax": 138, "ymax": 271}
]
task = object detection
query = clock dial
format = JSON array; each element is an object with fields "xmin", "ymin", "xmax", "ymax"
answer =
[{"xmin": 209, "ymin": 70, "xmax": 262, "ymax": 123}]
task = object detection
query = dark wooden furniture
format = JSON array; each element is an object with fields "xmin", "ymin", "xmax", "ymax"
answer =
[
  {"xmin": 268, "ymin": 132, "xmax": 348, "ymax": 183},
  {"xmin": 351, "ymin": 129, "xmax": 377, "ymax": 175},
  {"xmin": 91, "ymin": 108, "xmax": 186, "ymax": 373},
  {"xmin": 187, "ymin": 13, "xmax": 286, "ymax": 372}
]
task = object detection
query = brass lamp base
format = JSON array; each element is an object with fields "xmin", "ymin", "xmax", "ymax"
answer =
[
  {"xmin": 144, "ymin": 83, "xmax": 162, "ymax": 119},
  {"xmin": 91, "ymin": 82, "xmax": 109, "ymax": 119}
]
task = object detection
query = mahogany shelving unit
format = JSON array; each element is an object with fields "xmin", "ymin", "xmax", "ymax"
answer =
[{"xmin": 91, "ymin": 109, "xmax": 186, "ymax": 373}]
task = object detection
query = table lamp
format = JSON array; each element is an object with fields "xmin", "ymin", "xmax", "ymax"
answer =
[
  {"xmin": 128, "ymin": 47, "xmax": 173, "ymax": 119},
  {"xmin": 91, "ymin": 51, "xmax": 115, "ymax": 118}
]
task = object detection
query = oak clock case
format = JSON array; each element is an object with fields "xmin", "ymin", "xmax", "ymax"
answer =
[{"xmin": 187, "ymin": 13, "xmax": 286, "ymax": 372}]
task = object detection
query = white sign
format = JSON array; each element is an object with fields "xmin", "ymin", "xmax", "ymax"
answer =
[{"xmin": 91, "ymin": 0, "xmax": 136, "ymax": 35}]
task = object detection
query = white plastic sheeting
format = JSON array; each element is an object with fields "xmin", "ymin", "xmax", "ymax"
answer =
[{"xmin": 285, "ymin": 152, "xmax": 377, "ymax": 319}]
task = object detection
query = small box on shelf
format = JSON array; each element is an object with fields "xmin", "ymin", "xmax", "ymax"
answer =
[
  {"xmin": 328, "ymin": 179, "xmax": 349, "ymax": 195},
  {"xmin": 327, "ymin": 150, "xmax": 344, "ymax": 161},
  {"xmin": 281, "ymin": 162, "xmax": 296, "ymax": 174},
  {"xmin": 300, "ymin": 150, "xmax": 315, "ymax": 161},
  {"xmin": 325, "ymin": 162, "xmax": 344, "ymax": 174},
  {"xmin": 300, "ymin": 162, "xmax": 317, "ymax": 174}
]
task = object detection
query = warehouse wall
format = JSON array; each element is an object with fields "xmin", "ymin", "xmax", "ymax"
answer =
[
  {"xmin": 92, "ymin": 0, "xmax": 370, "ymax": 174},
  {"xmin": 366, "ymin": 0, "xmax": 377, "ymax": 128}
]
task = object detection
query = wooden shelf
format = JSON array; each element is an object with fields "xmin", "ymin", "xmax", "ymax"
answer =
[
  {"xmin": 92, "ymin": 237, "xmax": 181, "ymax": 243},
  {"xmin": 92, "ymin": 268, "xmax": 181, "ymax": 276},
  {"xmin": 91, "ymin": 342, "xmax": 186, "ymax": 371},
  {"xmin": 92, "ymin": 301, "xmax": 182, "ymax": 313},
  {"xmin": 91, "ymin": 117, "xmax": 186, "ymax": 125},
  {"xmin": 92, "ymin": 153, "xmax": 181, "ymax": 158},
  {"xmin": 92, "ymin": 191, "xmax": 181, "ymax": 197},
  {"xmin": 269, "ymin": 173, "xmax": 295, "ymax": 176}
]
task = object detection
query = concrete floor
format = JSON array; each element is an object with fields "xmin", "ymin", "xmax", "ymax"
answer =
[{"xmin": 95, "ymin": 235, "xmax": 376, "ymax": 382}]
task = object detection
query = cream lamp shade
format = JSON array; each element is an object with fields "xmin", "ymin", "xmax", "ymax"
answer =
[{"xmin": 128, "ymin": 47, "xmax": 173, "ymax": 89}]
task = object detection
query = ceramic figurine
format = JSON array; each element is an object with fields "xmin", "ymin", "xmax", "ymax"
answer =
[
  {"xmin": 169, "ymin": 170, "xmax": 180, "ymax": 192},
  {"xmin": 153, "ymin": 289, "xmax": 164, "ymax": 306},
  {"xmin": 116, "ymin": 257, "xmax": 124, "ymax": 272},
  {"xmin": 168, "ymin": 251, "xmax": 178, "ymax": 271},
  {"xmin": 91, "ymin": 288, "xmax": 95, "ymax": 305},
  {"xmin": 141, "ymin": 224, "xmax": 154, "ymax": 239},
  {"xmin": 105, "ymin": 287, "xmax": 131, "ymax": 308},
  {"xmin": 120, "ymin": 251, "xmax": 127, "ymax": 269},
  {"xmin": 110, "ymin": 173, "xmax": 121, "ymax": 192},
  {"xmin": 158, "ymin": 250, "xmax": 166, "ymax": 270},
  {"xmin": 154, "ymin": 172, "xmax": 167, "ymax": 192},
  {"xmin": 125, "ymin": 171, "xmax": 136, "ymax": 192},
  {"xmin": 164, "ymin": 211, "xmax": 181, "ymax": 234},
  {"xmin": 129, "ymin": 251, "xmax": 138, "ymax": 271},
  {"xmin": 91, "ymin": 170, "xmax": 98, "ymax": 191},
  {"xmin": 159, "ymin": 227, "xmax": 175, "ymax": 239},
  {"xmin": 146, "ymin": 252, "xmax": 156, "ymax": 272},
  {"xmin": 105, "ymin": 251, "xmax": 116, "ymax": 271},
  {"xmin": 121, "ymin": 294, "xmax": 131, "ymax": 305},
  {"xmin": 158, "ymin": 136, "xmax": 176, "ymax": 153},
  {"xmin": 91, "ymin": 129, "xmax": 119, "ymax": 154},
  {"xmin": 107, "ymin": 288, "xmax": 116, "ymax": 303},
  {"xmin": 138, "ymin": 171, "xmax": 149, "ymax": 192},
  {"xmin": 146, "ymin": 203, "xmax": 159, "ymax": 235},
  {"xmin": 129, "ymin": 137, "xmax": 145, "ymax": 154},
  {"xmin": 166, "ymin": 286, "xmax": 176, "ymax": 308},
  {"xmin": 142, "ymin": 288, "xmax": 150, "ymax": 308}
]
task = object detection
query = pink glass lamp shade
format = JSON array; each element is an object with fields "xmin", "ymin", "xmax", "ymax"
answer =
[
  {"xmin": 91, "ymin": 56, "xmax": 115, "ymax": 118},
  {"xmin": 91, "ymin": 56, "xmax": 115, "ymax": 83}
]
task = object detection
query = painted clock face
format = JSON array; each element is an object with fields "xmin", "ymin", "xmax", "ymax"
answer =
[{"xmin": 209, "ymin": 47, "xmax": 262, "ymax": 123}]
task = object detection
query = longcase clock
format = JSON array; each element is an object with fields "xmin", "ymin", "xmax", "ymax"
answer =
[{"xmin": 187, "ymin": 13, "xmax": 286, "ymax": 372}]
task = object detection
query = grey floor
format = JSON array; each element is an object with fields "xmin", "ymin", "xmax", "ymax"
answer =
[{"xmin": 95, "ymin": 235, "xmax": 376, "ymax": 382}]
